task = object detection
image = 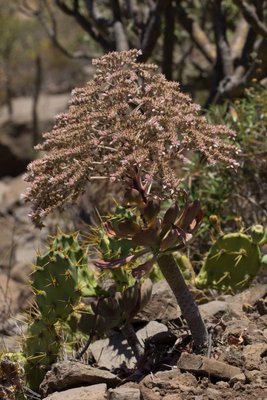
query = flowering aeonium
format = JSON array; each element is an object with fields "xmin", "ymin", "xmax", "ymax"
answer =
[{"xmin": 24, "ymin": 49, "xmax": 239, "ymax": 227}]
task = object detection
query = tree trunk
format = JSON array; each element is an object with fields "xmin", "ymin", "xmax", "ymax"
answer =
[
  {"xmin": 163, "ymin": 0, "xmax": 175, "ymax": 80},
  {"xmin": 157, "ymin": 253, "xmax": 208, "ymax": 352},
  {"xmin": 32, "ymin": 55, "xmax": 42, "ymax": 146}
]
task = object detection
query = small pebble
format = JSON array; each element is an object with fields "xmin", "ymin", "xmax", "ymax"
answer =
[{"xmin": 216, "ymin": 381, "xmax": 229, "ymax": 389}]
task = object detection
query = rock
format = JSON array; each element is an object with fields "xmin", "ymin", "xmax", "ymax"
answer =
[
  {"xmin": 134, "ymin": 280, "xmax": 180, "ymax": 322},
  {"xmin": 243, "ymin": 343, "xmax": 267, "ymax": 370},
  {"xmin": 90, "ymin": 321, "xmax": 167, "ymax": 370},
  {"xmin": 0, "ymin": 312, "xmax": 27, "ymax": 336},
  {"xmin": 0, "ymin": 181, "xmax": 8, "ymax": 203},
  {"xmin": 229, "ymin": 373, "xmax": 246, "ymax": 385},
  {"xmin": 138, "ymin": 321, "xmax": 168, "ymax": 340},
  {"xmin": 108, "ymin": 387, "xmax": 141, "ymax": 400},
  {"xmin": 199, "ymin": 300, "xmax": 229, "ymax": 320},
  {"xmin": 40, "ymin": 361, "xmax": 121, "ymax": 396},
  {"xmin": 177, "ymin": 353, "xmax": 242, "ymax": 380},
  {"xmin": 215, "ymin": 381, "xmax": 229, "ymax": 389},
  {"xmin": 135, "ymin": 281, "xmax": 230, "ymax": 324},
  {"xmin": 0, "ymin": 273, "xmax": 31, "ymax": 318},
  {"xmin": 0, "ymin": 211, "xmax": 44, "ymax": 273},
  {"xmin": 14, "ymin": 236, "xmax": 39, "ymax": 266},
  {"xmin": 219, "ymin": 346, "xmax": 245, "ymax": 368},
  {"xmin": 0, "ymin": 175, "xmax": 28, "ymax": 212},
  {"xmin": 143, "ymin": 370, "xmax": 198, "ymax": 389},
  {"xmin": 0, "ymin": 215, "xmax": 17, "ymax": 269},
  {"xmin": 90, "ymin": 331, "xmax": 134, "ymax": 370},
  {"xmin": 221, "ymin": 318, "xmax": 249, "ymax": 346},
  {"xmin": 227, "ymin": 284, "xmax": 267, "ymax": 317},
  {"xmin": 43, "ymin": 383, "xmax": 107, "ymax": 400},
  {"xmin": 0, "ymin": 177, "xmax": 50, "ymax": 282},
  {"xmin": 140, "ymin": 370, "xmax": 197, "ymax": 400},
  {"xmin": 0, "ymin": 94, "xmax": 69, "ymax": 127},
  {"xmin": 10, "ymin": 262, "xmax": 32, "ymax": 284},
  {"xmin": 260, "ymin": 314, "xmax": 267, "ymax": 327},
  {"xmin": 0, "ymin": 334, "xmax": 23, "ymax": 352}
]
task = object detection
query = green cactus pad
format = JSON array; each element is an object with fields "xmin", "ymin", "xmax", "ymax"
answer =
[
  {"xmin": 24, "ymin": 320, "xmax": 60, "ymax": 365},
  {"xmin": 32, "ymin": 252, "xmax": 79, "ymax": 321},
  {"xmin": 24, "ymin": 319, "xmax": 60, "ymax": 391},
  {"xmin": 31, "ymin": 233, "xmax": 101, "ymax": 322},
  {"xmin": 25, "ymin": 232, "xmax": 103, "ymax": 390},
  {"xmin": 195, "ymin": 232, "xmax": 262, "ymax": 292},
  {"xmin": 51, "ymin": 233, "xmax": 101, "ymax": 297}
]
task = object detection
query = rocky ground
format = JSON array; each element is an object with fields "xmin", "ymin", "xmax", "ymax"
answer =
[{"xmin": 35, "ymin": 280, "xmax": 267, "ymax": 400}]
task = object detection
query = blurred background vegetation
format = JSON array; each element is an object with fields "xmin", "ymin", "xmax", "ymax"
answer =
[{"xmin": 0, "ymin": 0, "xmax": 266, "ymax": 234}]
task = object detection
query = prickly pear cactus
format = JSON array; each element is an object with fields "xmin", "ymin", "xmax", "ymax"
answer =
[
  {"xmin": 31, "ymin": 232, "xmax": 100, "ymax": 322},
  {"xmin": 24, "ymin": 319, "xmax": 60, "ymax": 391},
  {"xmin": 97, "ymin": 205, "xmax": 137, "ymax": 259},
  {"xmin": 195, "ymin": 225, "xmax": 265, "ymax": 292},
  {"xmin": 24, "ymin": 232, "xmax": 101, "ymax": 391}
]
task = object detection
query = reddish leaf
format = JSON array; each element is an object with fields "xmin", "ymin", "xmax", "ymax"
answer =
[
  {"xmin": 160, "ymin": 202, "xmax": 179, "ymax": 238},
  {"xmin": 94, "ymin": 249, "xmax": 149, "ymax": 269},
  {"xmin": 132, "ymin": 227, "xmax": 158, "ymax": 248},
  {"xmin": 160, "ymin": 228, "xmax": 181, "ymax": 251},
  {"xmin": 177, "ymin": 200, "xmax": 203, "ymax": 233}
]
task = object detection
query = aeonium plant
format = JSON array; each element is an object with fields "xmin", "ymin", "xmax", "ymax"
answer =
[{"xmin": 24, "ymin": 49, "xmax": 239, "ymax": 352}]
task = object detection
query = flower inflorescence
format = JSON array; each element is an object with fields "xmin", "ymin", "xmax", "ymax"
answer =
[{"xmin": 24, "ymin": 49, "xmax": 239, "ymax": 227}]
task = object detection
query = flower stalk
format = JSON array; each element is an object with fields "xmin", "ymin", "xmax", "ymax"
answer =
[{"xmin": 157, "ymin": 254, "xmax": 207, "ymax": 350}]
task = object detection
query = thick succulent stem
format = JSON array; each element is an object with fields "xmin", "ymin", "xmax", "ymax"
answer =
[
  {"xmin": 120, "ymin": 323, "xmax": 144, "ymax": 363},
  {"xmin": 157, "ymin": 253, "xmax": 208, "ymax": 352}
]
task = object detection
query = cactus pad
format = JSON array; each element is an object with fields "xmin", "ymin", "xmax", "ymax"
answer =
[
  {"xmin": 31, "ymin": 233, "xmax": 101, "ymax": 322},
  {"xmin": 25, "ymin": 232, "xmax": 102, "ymax": 390},
  {"xmin": 195, "ymin": 232, "xmax": 262, "ymax": 292},
  {"xmin": 24, "ymin": 319, "xmax": 60, "ymax": 391}
]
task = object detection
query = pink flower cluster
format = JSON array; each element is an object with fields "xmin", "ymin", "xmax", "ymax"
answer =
[{"xmin": 24, "ymin": 49, "xmax": 239, "ymax": 227}]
